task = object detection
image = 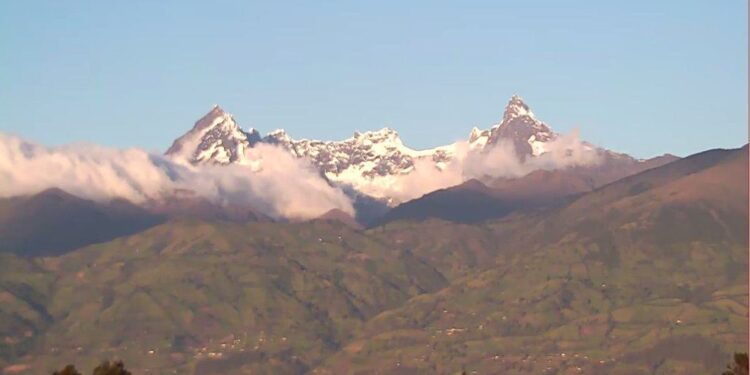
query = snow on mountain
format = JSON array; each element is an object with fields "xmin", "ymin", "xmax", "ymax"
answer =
[
  {"xmin": 264, "ymin": 127, "xmax": 452, "ymax": 176},
  {"xmin": 165, "ymin": 105, "xmax": 261, "ymax": 165},
  {"xmin": 164, "ymin": 95, "xmax": 628, "ymax": 203},
  {"xmin": 487, "ymin": 95, "xmax": 556, "ymax": 158},
  {"xmin": 257, "ymin": 127, "xmax": 463, "ymax": 201},
  {"xmin": 468, "ymin": 127, "xmax": 491, "ymax": 149}
]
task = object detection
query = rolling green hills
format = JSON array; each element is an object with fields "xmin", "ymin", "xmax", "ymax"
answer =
[
  {"xmin": 314, "ymin": 146, "xmax": 749, "ymax": 375},
  {"xmin": 0, "ymin": 146, "xmax": 746, "ymax": 374},
  {"xmin": 1, "ymin": 219, "xmax": 451, "ymax": 374}
]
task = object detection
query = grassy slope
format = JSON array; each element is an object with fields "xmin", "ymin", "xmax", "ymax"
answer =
[
  {"xmin": 0, "ymin": 253, "xmax": 55, "ymax": 369},
  {"xmin": 0, "ymin": 147, "xmax": 746, "ymax": 375},
  {"xmin": 2, "ymin": 219, "xmax": 449, "ymax": 374},
  {"xmin": 314, "ymin": 147, "xmax": 749, "ymax": 375}
]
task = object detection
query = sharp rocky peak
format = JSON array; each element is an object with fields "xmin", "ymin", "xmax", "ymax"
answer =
[
  {"xmin": 486, "ymin": 95, "xmax": 556, "ymax": 158},
  {"xmin": 164, "ymin": 97, "xmax": 601, "ymax": 201},
  {"xmin": 501, "ymin": 95, "xmax": 535, "ymax": 125},
  {"xmin": 191, "ymin": 105, "xmax": 231, "ymax": 130},
  {"xmin": 165, "ymin": 105, "xmax": 259, "ymax": 164}
]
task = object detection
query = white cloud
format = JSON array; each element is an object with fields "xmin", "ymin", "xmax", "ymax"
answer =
[
  {"xmin": 0, "ymin": 129, "xmax": 602, "ymax": 218},
  {"xmin": 360, "ymin": 130, "xmax": 603, "ymax": 203},
  {"xmin": 0, "ymin": 133, "xmax": 354, "ymax": 219}
]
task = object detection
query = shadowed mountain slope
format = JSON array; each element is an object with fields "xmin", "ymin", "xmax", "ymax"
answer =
[
  {"xmin": 0, "ymin": 189, "xmax": 164, "ymax": 257},
  {"xmin": 375, "ymin": 153, "xmax": 679, "ymax": 225},
  {"xmin": 315, "ymin": 146, "xmax": 748, "ymax": 375},
  {"xmin": 0, "ymin": 146, "xmax": 744, "ymax": 375},
  {"xmin": 0, "ymin": 188, "xmax": 274, "ymax": 257}
]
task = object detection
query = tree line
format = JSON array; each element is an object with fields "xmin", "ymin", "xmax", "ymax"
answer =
[
  {"xmin": 51, "ymin": 352, "xmax": 747, "ymax": 374},
  {"xmin": 52, "ymin": 360, "xmax": 130, "ymax": 375}
]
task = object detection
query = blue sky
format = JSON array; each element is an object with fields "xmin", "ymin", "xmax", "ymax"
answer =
[{"xmin": 0, "ymin": 1, "xmax": 746, "ymax": 158}]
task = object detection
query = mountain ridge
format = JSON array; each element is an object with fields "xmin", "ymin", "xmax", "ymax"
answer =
[
  {"xmin": 313, "ymin": 144, "xmax": 748, "ymax": 375},
  {"xmin": 375, "ymin": 151, "xmax": 681, "ymax": 225},
  {"xmin": 165, "ymin": 95, "xmax": 645, "ymax": 205},
  {"xmin": 0, "ymin": 144, "xmax": 744, "ymax": 374}
]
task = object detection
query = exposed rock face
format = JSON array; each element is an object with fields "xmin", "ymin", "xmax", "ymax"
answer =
[
  {"xmin": 167, "ymin": 96, "xmax": 551, "ymax": 178},
  {"xmin": 486, "ymin": 95, "xmax": 556, "ymax": 158},
  {"xmin": 165, "ymin": 96, "xmax": 675, "ymax": 204},
  {"xmin": 166, "ymin": 105, "xmax": 260, "ymax": 165}
]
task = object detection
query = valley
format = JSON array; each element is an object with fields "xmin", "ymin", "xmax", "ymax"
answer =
[{"xmin": 0, "ymin": 145, "xmax": 746, "ymax": 374}]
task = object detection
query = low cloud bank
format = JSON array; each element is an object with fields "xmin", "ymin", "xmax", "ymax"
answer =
[
  {"xmin": 0, "ymin": 133, "xmax": 354, "ymax": 219},
  {"xmin": 364, "ymin": 130, "xmax": 603, "ymax": 202},
  {"xmin": 0, "ymin": 130, "xmax": 602, "ymax": 218}
]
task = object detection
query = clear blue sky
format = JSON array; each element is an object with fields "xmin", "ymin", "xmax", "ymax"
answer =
[{"xmin": 0, "ymin": 1, "xmax": 746, "ymax": 158}]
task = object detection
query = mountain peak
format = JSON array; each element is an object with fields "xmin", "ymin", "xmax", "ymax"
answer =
[
  {"xmin": 263, "ymin": 129, "xmax": 292, "ymax": 145},
  {"xmin": 188, "ymin": 105, "xmax": 234, "ymax": 133},
  {"xmin": 206, "ymin": 104, "xmax": 227, "ymax": 120},
  {"xmin": 354, "ymin": 127, "xmax": 398, "ymax": 138},
  {"xmin": 165, "ymin": 105, "xmax": 256, "ymax": 164},
  {"xmin": 485, "ymin": 95, "xmax": 556, "ymax": 158},
  {"xmin": 502, "ymin": 95, "xmax": 534, "ymax": 124},
  {"xmin": 352, "ymin": 127, "xmax": 401, "ymax": 145}
]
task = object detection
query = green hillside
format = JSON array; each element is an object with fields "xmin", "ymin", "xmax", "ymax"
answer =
[
  {"xmin": 315, "ymin": 228, "xmax": 746, "ymax": 374},
  {"xmin": 314, "ymin": 147, "xmax": 749, "ymax": 375},
  {"xmin": 1, "ymin": 219, "xmax": 451, "ymax": 374},
  {"xmin": 0, "ymin": 147, "xmax": 746, "ymax": 374}
]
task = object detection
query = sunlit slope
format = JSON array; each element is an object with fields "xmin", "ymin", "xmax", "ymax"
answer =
[
  {"xmin": 0, "ymin": 146, "xmax": 745, "ymax": 375},
  {"xmin": 2, "ymin": 219, "xmax": 448, "ymax": 374},
  {"xmin": 316, "ymin": 146, "xmax": 748, "ymax": 375}
]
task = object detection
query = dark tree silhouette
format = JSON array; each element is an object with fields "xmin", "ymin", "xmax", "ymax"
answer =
[
  {"xmin": 92, "ymin": 360, "xmax": 132, "ymax": 375},
  {"xmin": 722, "ymin": 352, "xmax": 749, "ymax": 375},
  {"xmin": 52, "ymin": 364, "xmax": 82, "ymax": 375}
]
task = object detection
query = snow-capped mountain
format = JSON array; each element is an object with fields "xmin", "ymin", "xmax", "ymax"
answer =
[
  {"xmin": 165, "ymin": 95, "xmax": 648, "ymax": 204},
  {"xmin": 166, "ymin": 105, "xmax": 261, "ymax": 165},
  {"xmin": 262, "ymin": 127, "xmax": 457, "ymax": 179},
  {"xmin": 167, "ymin": 95, "xmax": 556, "ymax": 169},
  {"xmin": 487, "ymin": 95, "xmax": 555, "ymax": 158}
]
